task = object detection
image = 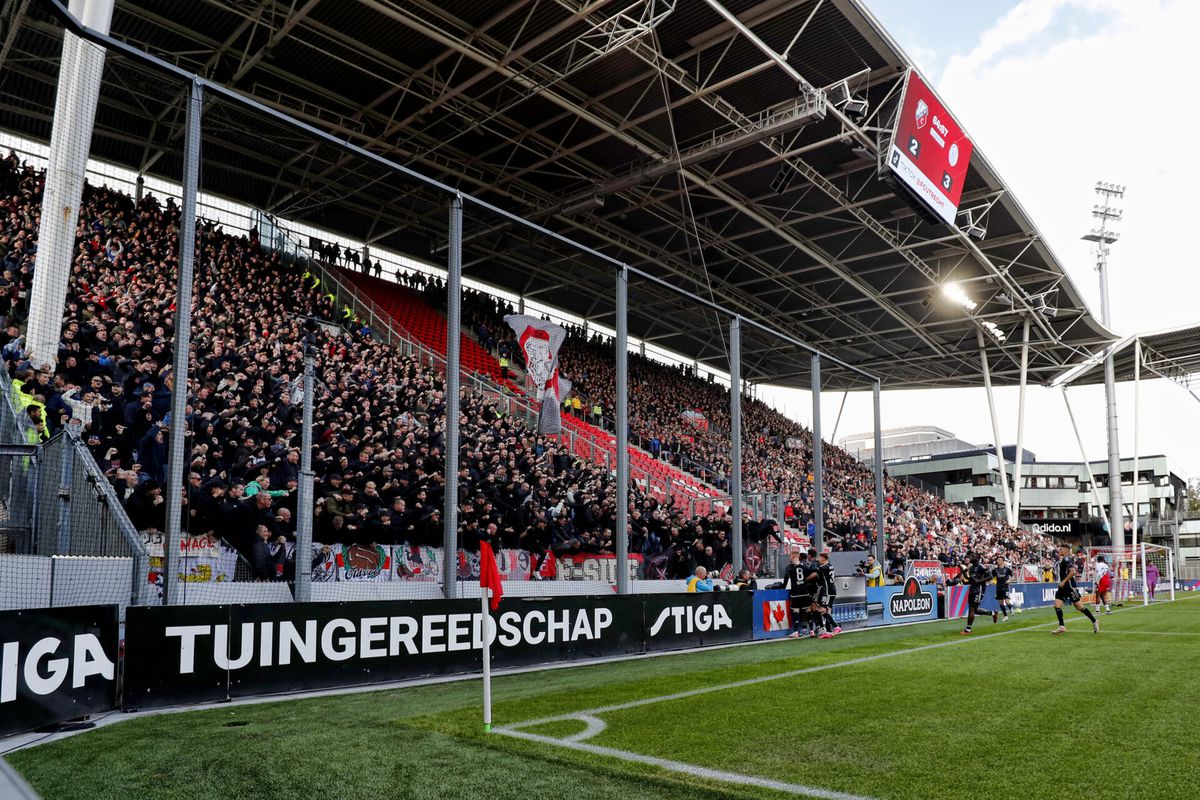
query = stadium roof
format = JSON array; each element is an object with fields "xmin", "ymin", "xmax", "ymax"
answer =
[
  {"xmin": 1050, "ymin": 324, "xmax": 1200, "ymax": 401},
  {"xmin": 0, "ymin": 0, "xmax": 1128, "ymax": 389}
]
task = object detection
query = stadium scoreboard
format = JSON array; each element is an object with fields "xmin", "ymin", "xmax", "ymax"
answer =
[{"xmin": 885, "ymin": 68, "xmax": 973, "ymax": 226}]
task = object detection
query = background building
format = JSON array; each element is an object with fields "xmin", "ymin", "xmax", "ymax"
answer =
[{"xmin": 841, "ymin": 427, "xmax": 1187, "ymax": 555}]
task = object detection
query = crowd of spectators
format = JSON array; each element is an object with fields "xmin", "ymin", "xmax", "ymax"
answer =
[
  {"xmin": 0, "ymin": 154, "xmax": 786, "ymax": 581},
  {"xmin": 452, "ymin": 289, "xmax": 1059, "ymax": 570}
]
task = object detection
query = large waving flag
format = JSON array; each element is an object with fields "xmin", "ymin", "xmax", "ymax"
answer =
[{"xmin": 503, "ymin": 314, "xmax": 571, "ymax": 434}]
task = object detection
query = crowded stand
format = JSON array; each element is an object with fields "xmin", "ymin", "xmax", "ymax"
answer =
[
  {"xmin": 422, "ymin": 285, "xmax": 1059, "ymax": 573},
  {"xmin": 0, "ymin": 154, "xmax": 777, "ymax": 582},
  {"xmin": 0, "ymin": 152, "xmax": 1056, "ymax": 585}
]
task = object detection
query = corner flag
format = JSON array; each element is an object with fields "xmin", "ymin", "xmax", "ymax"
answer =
[
  {"xmin": 479, "ymin": 541, "xmax": 502, "ymax": 733},
  {"xmin": 479, "ymin": 541, "xmax": 503, "ymax": 611}
]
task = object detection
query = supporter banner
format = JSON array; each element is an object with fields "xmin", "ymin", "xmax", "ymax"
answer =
[
  {"xmin": 945, "ymin": 582, "xmax": 1096, "ymax": 619},
  {"xmin": 554, "ymin": 553, "xmax": 642, "ymax": 583},
  {"xmin": 504, "ymin": 314, "xmax": 570, "ymax": 434},
  {"xmin": 642, "ymin": 592, "xmax": 751, "ymax": 652},
  {"xmin": 308, "ymin": 545, "xmax": 631, "ymax": 584},
  {"xmin": 335, "ymin": 543, "xmax": 391, "ymax": 582},
  {"xmin": 0, "ymin": 605, "xmax": 119, "ymax": 737},
  {"xmin": 866, "ymin": 579, "xmax": 937, "ymax": 625},
  {"xmin": 905, "ymin": 559, "xmax": 945, "ymax": 584},
  {"xmin": 145, "ymin": 534, "xmax": 239, "ymax": 590},
  {"xmin": 785, "ymin": 436, "xmax": 804, "ymax": 450}
]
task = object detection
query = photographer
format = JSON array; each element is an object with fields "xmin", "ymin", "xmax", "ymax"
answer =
[{"xmin": 859, "ymin": 553, "xmax": 884, "ymax": 587}]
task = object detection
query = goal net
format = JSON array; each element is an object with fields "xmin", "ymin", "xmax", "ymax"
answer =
[{"xmin": 1084, "ymin": 544, "xmax": 1175, "ymax": 606}]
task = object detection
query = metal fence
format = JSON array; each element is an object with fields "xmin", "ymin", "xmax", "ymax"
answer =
[
  {"xmin": 0, "ymin": 382, "xmax": 153, "ymax": 614},
  {"xmin": 0, "ymin": 2, "xmax": 888, "ymax": 608}
]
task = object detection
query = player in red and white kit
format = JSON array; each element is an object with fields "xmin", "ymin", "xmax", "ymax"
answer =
[{"xmin": 1093, "ymin": 555, "xmax": 1113, "ymax": 615}]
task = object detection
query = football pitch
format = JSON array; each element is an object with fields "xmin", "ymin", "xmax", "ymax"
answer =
[{"xmin": 7, "ymin": 596, "xmax": 1198, "ymax": 800}]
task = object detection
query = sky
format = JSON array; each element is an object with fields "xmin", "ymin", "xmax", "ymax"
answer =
[{"xmin": 759, "ymin": 0, "xmax": 1200, "ymax": 480}]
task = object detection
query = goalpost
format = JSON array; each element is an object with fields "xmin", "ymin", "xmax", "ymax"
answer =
[{"xmin": 1084, "ymin": 543, "xmax": 1175, "ymax": 606}]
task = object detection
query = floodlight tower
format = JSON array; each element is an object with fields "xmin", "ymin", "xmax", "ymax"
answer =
[{"xmin": 1082, "ymin": 181, "xmax": 1125, "ymax": 560}]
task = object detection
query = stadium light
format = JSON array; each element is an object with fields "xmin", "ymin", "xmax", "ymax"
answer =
[
  {"xmin": 981, "ymin": 319, "xmax": 1007, "ymax": 342},
  {"xmin": 942, "ymin": 282, "xmax": 977, "ymax": 311}
]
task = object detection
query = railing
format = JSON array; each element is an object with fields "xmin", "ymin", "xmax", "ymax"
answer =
[{"xmin": 0, "ymin": 379, "xmax": 153, "ymax": 610}]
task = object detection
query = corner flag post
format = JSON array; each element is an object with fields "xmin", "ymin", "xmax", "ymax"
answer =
[
  {"xmin": 478, "ymin": 540, "xmax": 503, "ymax": 733},
  {"xmin": 482, "ymin": 588, "xmax": 492, "ymax": 732}
]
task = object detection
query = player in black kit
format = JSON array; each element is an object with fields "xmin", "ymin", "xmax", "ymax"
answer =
[
  {"xmin": 1053, "ymin": 542, "xmax": 1099, "ymax": 634},
  {"xmin": 813, "ymin": 551, "xmax": 841, "ymax": 638},
  {"xmin": 782, "ymin": 550, "xmax": 811, "ymax": 639},
  {"xmin": 959, "ymin": 554, "xmax": 996, "ymax": 635},
  {"xmin": 992, "ymin": 556, "xmax": 1015, "ymax": 622}
]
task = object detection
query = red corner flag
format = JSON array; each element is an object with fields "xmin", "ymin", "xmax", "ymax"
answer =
[{"xmin": 479, "ymin": 541, "xmax": 503, "ymax": 611}]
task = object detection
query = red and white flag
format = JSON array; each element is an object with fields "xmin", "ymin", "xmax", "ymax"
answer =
[{"xmin": 504, "ymin": 314, "xmax": 571, "ymax": 434}]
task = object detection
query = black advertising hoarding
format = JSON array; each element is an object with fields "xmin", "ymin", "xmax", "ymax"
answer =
[
  {"xmin": 124, "ymin": 604, "xmax": 232, "ymax": 708},
  {"xmin": 641, "ymin": 591, "xmax": 752, "ymax": 652},
  {"xmin": 0, "ymin": 605, "xmax": 119, "ymax": 737},
  {"xmin": 124, "ymin": 595, "xmax": 646, "ymax": 709}
]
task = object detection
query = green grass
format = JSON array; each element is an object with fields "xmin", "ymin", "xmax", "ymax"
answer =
[{"xmin": 8, "ymin": 597, "xmax": 1198, "ymax": 800}]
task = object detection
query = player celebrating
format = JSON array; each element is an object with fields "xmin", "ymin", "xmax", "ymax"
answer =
[
  {"xmin": 1093, "ymin": 555, "xmax": 1113, "ymax": 614},
  {"xmin": 813, "ymin": 551, "xmax": 841, "ymax": 638},
  {"xmin": 782, "ymin": 550, "xmax": 811, "ymax": 639},
  {"xmin": 992, "ymin": 556, "xmax": 1014, "ymax": 622},
  {"xmin": 960, "ymin": 554, "xmax": 995, "ymax": 635},
  {"xmin": 1053, "ymin": 543, "xmax": 1099, "ymax": 634}
]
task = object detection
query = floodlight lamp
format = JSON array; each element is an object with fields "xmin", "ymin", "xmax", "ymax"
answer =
[{"xmin": 942, "ymin": 282, "xmax": 977, "ymax": 311}]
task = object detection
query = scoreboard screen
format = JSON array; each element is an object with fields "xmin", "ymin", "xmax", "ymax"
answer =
[{"xmin": 885, "ymin": 68, "xmax": 973, "ymax": 226}]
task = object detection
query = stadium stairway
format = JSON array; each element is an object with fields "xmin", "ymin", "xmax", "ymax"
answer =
[
  {"xmin": 337, "ymin": 269, "xmax": 522, "ymax": 392},
  {"xmin": 336, "ymin": 268, "xmax": 726, "ymax": 513}
]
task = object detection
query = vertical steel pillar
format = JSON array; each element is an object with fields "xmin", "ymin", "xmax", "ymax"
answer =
[
  {"xmin": 729, "ymin": 317, "xmax": 743, "ymax": 573},
  {"xmin": 1096, "ymin": 234, "xmax": 1125, "ymax": 561},
  {"xmin": 977, "ymin": 329, "xmax": 1014, "ymax": 526},
  {"xmin": 614, "ymin": 267, "xmax": 630, "ymax": 593},
  {"xmin": 1131, "ymin": 338, "xmax": 1141, "ymax": 575},
  {"xmin": 442, "ymin": 195, "xmax": 463, "ymax": 598},
  {"xmin": 810, "ymin": 354, "xmax": 823, "ymax": 550},
  {"xmin": 1010, "ymin": 316, "xmax": 1031, "ymax": 523},
  {"xmin": 293, "ymin": 349, "xmax": 316, "ymax": 602},
  {"xmin": 873, "ymin": 380, "xmax": 885, "ymax": 564},
  {"xmin": 55, "ymin": 435, "xmax": 75, "ymax": 555},
  {"xmin": 1061, "ymin": 387, "xmax": 1109, "ymax": 528},
  {"xmin": 162, "ymin": 78, "xmax": 202, "ymax": 606}
]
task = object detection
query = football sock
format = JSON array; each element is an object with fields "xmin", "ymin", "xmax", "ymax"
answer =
[
  {"xmin": 1055, "ymin": 607, "xmax": 1065, "ymax": 626},
  {"xmin": 1082, "ymin": 607, "xmax": 1097, "ymax": 622},
  {"xmin": 824, "ymin": 613, "xmax": 836, "ymax": 631}
]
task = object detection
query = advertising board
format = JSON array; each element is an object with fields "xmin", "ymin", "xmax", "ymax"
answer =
[{"xmin": 0, "ymin": 605, "xmax": 118, "ymax": 736}]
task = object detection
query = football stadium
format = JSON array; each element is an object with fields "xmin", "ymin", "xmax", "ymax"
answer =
[{"xmin": 1, "ymin": 1, "xmax": 1198, "ymax": 798}]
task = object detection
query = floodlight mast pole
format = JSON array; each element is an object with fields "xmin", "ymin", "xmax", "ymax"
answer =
[{"xmin": 1083, "ymin": 182, "xmax": 1125, "ymax": 563}]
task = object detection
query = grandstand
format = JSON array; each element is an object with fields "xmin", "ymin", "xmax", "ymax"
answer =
[{"xmin": 1, "ymin": 1, "xmax": 1198, "ymax": 798}]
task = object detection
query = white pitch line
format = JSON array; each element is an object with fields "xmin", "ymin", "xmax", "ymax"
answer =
[
  {"xmin": 502, "ymin": 613, "xmax": 1059, "ymax": 732},
  {"xmin": 496, "ymin": 595, "xmax": 1200, "ymax": 800},
  {"xmin": 499, "ymin": 727, "xmax": 880, "ymax": 800},
  {"xmin": 1028, "ymin": 629, "xmax": 1200, "ymax": 637}
]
